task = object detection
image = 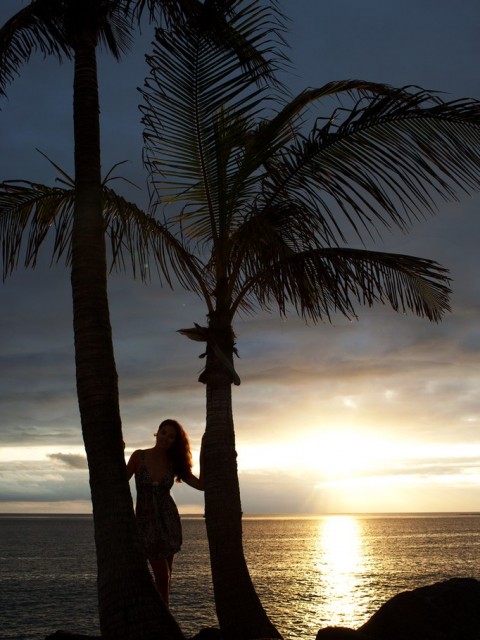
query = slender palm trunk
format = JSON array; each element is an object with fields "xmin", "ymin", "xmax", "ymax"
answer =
[
  {"xmin": 203, "ymin": 313, "xmax": 282, "ymax": 640},
  {"xmin": 70, "ymin": 33, "xmax": 184, "ymax": 640}
]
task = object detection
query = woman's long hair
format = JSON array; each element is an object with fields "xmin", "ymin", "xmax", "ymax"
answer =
[{"xmin": 158, "ymin": 419, "xmax": 193, "ymax": 482}]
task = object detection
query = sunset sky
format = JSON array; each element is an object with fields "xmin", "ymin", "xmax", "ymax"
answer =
[{"xmin": 1, "ymin": 0, "xmax": 480, "ymax": 515}]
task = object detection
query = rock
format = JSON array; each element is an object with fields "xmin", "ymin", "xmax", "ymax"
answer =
[
  {"xmin": 359, "ymin": 577, "xmax": 480, "ymax": 640},
  {"xmin": 316, "ymin": 578, "xmax": 480, "ymax": 640},
  {"xmin": 45, "ymin": 633, "xmax": 100, "ymax": 640},
  {"xmin": 316, "ymin": 627, "xmax": 375, "ymax": 639},
  {"xmin": 190, "ymin": 628, "xmax": 222, "ymax": 640},
  {"xmin": 44, "ymin": 626, "xmax": 224, "ymax": 640}
]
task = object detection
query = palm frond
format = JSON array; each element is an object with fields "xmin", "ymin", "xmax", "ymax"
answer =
[
  {"xmin": 97, "ymin": 2, "xmax": 134, "ymax": 59},
  {"xmin": 141, "ymin": 3, "xmax": 281, "ymax": 244},
  {"xmin": 35, "ymin": 148, "xmax": 76, "ymax": 187},
  {"xmin": 235, "ymin": 247, "xmax": 451, "ymax": 323},
  {"xmin": 128, "ymin": 0, "xmax": 287, "ymax": 83},
  {"xmin": 0, "ymin": 175, "xmax": 213, "ymax": 305},
  {"xmin": 0, "ymin": 180, "xmax": 74, "ymax": 279},
  {"xmin": 126, "ymin": 0, "xmax": 206, "ymax": 25},
  {"xmin": 196, "ymin": 0, "xmax": 288, "ymax": 86},
  {"xmin": 0, "ymin": 1, "xmax": 71, "ymax": 97},
  {"xmin": 261, "ymin": 88, "xmax": 480, "ymax": 245},
  {"xmin": 102, "ymin": 186, "xmax": 213, "ymax": 305},
  {"xmin": 237, "ymin": 81, "xmax": 418, "ymax": 177}
]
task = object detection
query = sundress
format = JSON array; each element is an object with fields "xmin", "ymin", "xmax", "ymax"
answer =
[{"xmin": 134, "ymin": 450, "xmax": 182, "ymax": 559}]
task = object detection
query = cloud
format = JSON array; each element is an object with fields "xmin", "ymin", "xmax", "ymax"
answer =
[
  {"xmin": 48, "ymin": 453, "xmax": 88, "ymax": 469},
  {"xmin": 0, "ymin": 463, "xmax": 90, "ymax": 503},
  {"xmin": 0, "ymin": 500, "xmax": 93, "ymax": 514}
]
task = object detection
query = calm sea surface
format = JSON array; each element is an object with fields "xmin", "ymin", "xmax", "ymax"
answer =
[{"xmin": 0, "ymin": 513, "xmax": 479, "ymax": 640}]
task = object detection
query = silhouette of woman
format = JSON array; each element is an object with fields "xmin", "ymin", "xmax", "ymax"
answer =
[{"xmin": 127, "ymin": 419, "xmax": 204, "ymax": 605}]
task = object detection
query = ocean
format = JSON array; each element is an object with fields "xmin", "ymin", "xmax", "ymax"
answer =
[{"xmin": 1, "ymin": 513, "xmax": 479, "ymax": 640}]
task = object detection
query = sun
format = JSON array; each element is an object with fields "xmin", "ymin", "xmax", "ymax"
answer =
[
  {"xmin": 301, "ymin": 428, "xmax": 392, "ymax": 478},
  {"xmin": 237, "ymin": 426, "xmax": 394, "ymax": 480}
]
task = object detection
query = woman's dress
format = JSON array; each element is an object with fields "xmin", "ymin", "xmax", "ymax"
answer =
[{"xmin": 134, "ymin": 451, "xmax": 182, "ymax": 559}]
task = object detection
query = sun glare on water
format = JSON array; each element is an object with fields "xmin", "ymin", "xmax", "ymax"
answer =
[
  {"xmin": 303, "ymin": 515, "xmax": 365, "ymax": 629},
  {"xmin": 318, "ymin": 516, "xmax": 364, "ymax": 622}
]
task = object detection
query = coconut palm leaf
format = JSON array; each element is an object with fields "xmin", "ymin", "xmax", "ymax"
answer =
[
  {"xmin": 258, "ymin": 89, "xmax": 480, "ymax": 245},
  {"xmin": 0, "ymin": 176, "xmax": 212, "ymax": 301},
  {"xmin": 141, "ymin": 0, "xmax": 286, "ymax": 232},
  {"xmin": 129, "ymin": 0, "xmax": 286, "ymax": 83},
  {"xmin": 233, "ymin": 246, "xmax": 451, "ymax": 323},
  {"xmin": 139, "ymin": 14, "xmax": 471, "ymax": 331},
  {"xmin": 102, "ymin": 185, "xmax": 212, "ymax": 298},
  {"xmin": 143, "ymin": 18, "xmax": 480, "ymax": 267},
  {"xmin": 0, "ymin": 1, "xmax": 71, "ymax": 97},
  {"xmin": 90, "ymin": 2, "xmax": 134, "ymax": 60},
  {"xmin": 0, "ymin": 0, "xmax": 137, "ymax": 99},
  {"xmin": 241, "ymin": 80, "xmax": 418, "ymax": 160},
  {"xmin": 0, "ymin": 180, "xmax": 74, "ymax": 277},
  {"xmin": 1, "ymin": 0, "xmax": 284, "ymax": 101}
]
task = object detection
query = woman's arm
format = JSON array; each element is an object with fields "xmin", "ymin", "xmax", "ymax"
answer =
[
  {"xmin": 183, "ymin": 436, "xmax": 205, "ymax": 490},
  {"xmin": 183, "ymin": 472, "xmax": 204, "ymax": 491},
  {"xmin": 126, "ymin": 449, "xmax": 140, "ymax": 481}
]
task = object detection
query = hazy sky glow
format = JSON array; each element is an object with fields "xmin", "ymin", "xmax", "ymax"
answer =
[{"xmin": 1, "ymin": 1, "xmax": 480, "ymax": 514}]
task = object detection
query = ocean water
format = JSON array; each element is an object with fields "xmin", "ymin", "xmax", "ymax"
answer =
[{"xmin": 1, "ymin": 513, "xmax": 479, "ymax": 640}]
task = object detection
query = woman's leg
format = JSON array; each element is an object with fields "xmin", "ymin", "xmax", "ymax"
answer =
[{"xmin": 149, "ymin": 556, "xmax": 174, "ymax": 605}]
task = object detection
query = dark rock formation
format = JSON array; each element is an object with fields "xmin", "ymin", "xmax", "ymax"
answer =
[
  {"xmin": 45, "ymin": 633, "xmax": 100, "ymax": 640},
  {"xmin": 316, "ymin": 578, "xmax": 480, "ymax": 640},
  {"xmin": 43, "ymin": 628, "xmax": 223, "ymax": 640},
  {"xmin": 190, "ymin": 628, "xmax": 223, "ymax": 640},
  {"xmin": 316, "ymin": 628, "xmax": 374, "ymax": 640}
]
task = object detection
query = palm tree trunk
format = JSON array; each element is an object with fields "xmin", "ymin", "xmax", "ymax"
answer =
[
  {"xmin": 70, "ymin": 34, "xmax": 184, "ymax": 640},
  {"xmin": 203, "ymin": 320, "xmax": 282, "ymax": 640}
]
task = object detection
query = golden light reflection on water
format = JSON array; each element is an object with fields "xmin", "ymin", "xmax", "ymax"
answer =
[{"xmin": 312, "ymin": 516, "xmax": 365, "ymax": 627}]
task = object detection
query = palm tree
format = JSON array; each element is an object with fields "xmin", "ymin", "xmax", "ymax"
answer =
[
  {"xmin": 136, "ymin": 15, "xmax": 480, "ymax": 639},
  {"xmin": 0, "ymin": 3, "xmax": 184, "ymax": 638},
  {"xmin": 0, "ymin": 1, "xmax": 285, "ymax": 638}
]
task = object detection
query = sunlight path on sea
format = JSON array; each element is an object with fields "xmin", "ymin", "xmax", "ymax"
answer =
[
  {"xmin": 242, "ymin": 515, "xmax": 371, "ymax": 635},
  {"xmin": 311, "ymin": 516, "xmax": 364, "ymax": 627}
]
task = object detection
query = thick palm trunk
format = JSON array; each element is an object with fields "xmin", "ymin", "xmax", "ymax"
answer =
[
  {"xmin": 71, "ymin": 34, "xmax": 183, "ymax": 640},
  {"xmin": 203, "ymin": 315, "xmax": 281, "ymax": 640}
]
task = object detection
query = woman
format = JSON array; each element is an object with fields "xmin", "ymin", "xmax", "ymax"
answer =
[{"xmin": 126, "ymin": 419, "xmax": 204, "ymax": 605}]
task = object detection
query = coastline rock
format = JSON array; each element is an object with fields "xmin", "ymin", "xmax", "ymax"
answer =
[
  {"xmin": 316, "ymin": 577, "xmax": 480, "ymax": 640},
  {"xmin": 316, "ymin": 628, "xmax": 375, "ymax": 640},
  {"xmin": 190, "ymin": 628, "xmax": 222, "ymax": 640},
  {"xmin": 45, "ymin": 633, "xmax": 100, "ymax": 640}
]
